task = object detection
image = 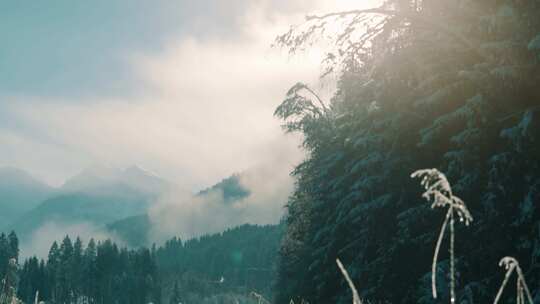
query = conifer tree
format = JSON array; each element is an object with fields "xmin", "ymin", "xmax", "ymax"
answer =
[
  {"xmin": 83, "ymin": 238, "xmax": 98, "ymax": 303},
  {"xmin": 46, "ymin": 242, "xmax": 60, "ymax": 302},
  {"xmin": 6, "ymin": 233, "xmax": 18, "ymax": 263},
  {"xmin": 71, "ymin": 237, "xmax": 84, "ymax": 303},
  {"xmin": 0, "ymin": 259, "xmax": 21, "ymax": 304},
  {"xmin": 273, "ymin": 0, "xmax": 540, "ymax": 302},
  {"xmin": 169, "ymin": 281, "xmax": 181, "ymax": 304},
  {"xmin": 0, "ymin": 234, "xmax": 8, "ymax": 278}
]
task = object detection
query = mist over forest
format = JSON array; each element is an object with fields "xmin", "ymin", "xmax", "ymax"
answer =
[{"xmin": 1, "ymin": 0, "xmax": 540, "ymax": 303}]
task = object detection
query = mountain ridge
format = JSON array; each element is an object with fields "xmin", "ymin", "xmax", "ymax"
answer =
[
  {"xmin": 107, "ymin": 173, "xmax": 252, "ymax": 247},
  {"xmin": 3, "ymin": 165, "xmax": 170, "ymax": 242},
  {"xmin": 0, "ymin": 167, "xmax": 55, "ymax": 229}
]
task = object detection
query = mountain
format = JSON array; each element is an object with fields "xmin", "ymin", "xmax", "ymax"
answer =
[
  {"xmin": 61, "ymin": 165, "xmax": 169, "ymax": 195},
  {"xmin": 8, "ymin": 165, "xmax": 169, "ymax": 241},
  {"xmin": 107, "ymin": 214, "xmax": 151, "ymax": 247},
  {"xmin": 0, "ymin": 167, "xmax": 54, "ymax": 228},
  {"xmin": 10, "ymin": 191, "xmax": 152, "ymax": 239},
  {"xmin": 197, "ymin": 174, "xmax": 250, "ymax": 203},
  {"xmin": 107, "ymin": 173, "xmax": 251, "ymax": 247}
]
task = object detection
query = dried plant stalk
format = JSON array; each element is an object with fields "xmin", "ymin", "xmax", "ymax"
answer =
[
  {"xmin": 336, "ymin": 259, "xmax": 363, "ymax": 304},
  {"xmin": 411, "ymin": 169, "xmax": 473, "ymax": 303},
  {"xmin": 493, "ymin": 257, "xmax": 533, "ymax": 304}
]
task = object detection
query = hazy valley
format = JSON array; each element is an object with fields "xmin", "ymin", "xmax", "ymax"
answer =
[{"xmin": 2, "ymin": 0, "xmax": 540, "ymax": 303}]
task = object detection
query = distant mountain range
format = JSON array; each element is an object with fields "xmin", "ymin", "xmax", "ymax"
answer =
[
  {"xmin": 0, "ymin": 167, "xmax": 55, "ymax": 226},
  {"xmin": 198, "ymin": 174, "xmax": 250, "ymax": 203},
  {"xmin": 0, "ymin": 165, "xmax": 170, "ymax": 241},
  {"xmin": 107, "ymin": 174, "xmax": 251, "ymax": 247},
  {"xmin": 62, "ymin": 165, "xmax": 169, "ymax": 196},
  {"xmin": 0, "ymin": 166, "xmax": 252, "ymax": 247},
  {"xmin": 107, "ymin": 214, "xmax": 151, "ymax": 247}
]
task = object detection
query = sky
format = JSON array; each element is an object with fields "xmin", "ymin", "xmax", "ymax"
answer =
[{"xmin": 0, "ymin": 0, "xmax": 371, "ymax": 190}]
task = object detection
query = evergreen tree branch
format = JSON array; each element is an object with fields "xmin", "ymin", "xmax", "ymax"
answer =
[{"xmin": 305, "ymin": 8, "xmax": 486, "ymax": 60}]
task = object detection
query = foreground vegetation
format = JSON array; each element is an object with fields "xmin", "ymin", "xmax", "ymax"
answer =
[
  {"xmin": 274, "ymin": 0, "xmax": 540, "ymax": 303},
  {"xmin": 2, "ymin": 0, "xmax": 540, "ymax": 303}
]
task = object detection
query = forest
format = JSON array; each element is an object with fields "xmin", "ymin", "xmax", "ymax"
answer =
[
  {"xmin": 272, "ymin": 0, "xmax": 540, "ymax": 303},
  {"xmin": 0, "ymin": 224, "xmax": 281, "ymax": 304},
  {"xmin": 1, "ymin": 0, "xmax": 540, "ymax": 303}
]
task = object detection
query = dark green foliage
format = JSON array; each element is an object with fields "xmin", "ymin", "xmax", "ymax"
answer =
[
  {"xmin": 156, "ymin": 224, "xmax": 282, "ymax": 302},
  {"xmin": 198, "ymin": 174, "xmax": 250, "ymax": 204},
  {"xmin": 107, "ymin": 214, "xmax": 152, "ymax": 248},
  {"xmin": 18, "ymin": 257, "xmax": 46, "ymax": 304},
  {"xmin": 274, "ymin": 0, "xmax": 540, "ymax": 303},
  {"xmin": 0, "ymin": 258, "xmax": 20, "ymax": 304},
  {"xmin": 15, "ymin": 234, "xmax": 160, "ymax": 304},
  {"xmin": 0, "ymin": 232, "xmax": 19, "ymax": 280},
  {"xmin": 169, "ymin": 281, "xmax": 181, "ymax": 304},
  {"xmin": 0, "ymin": 233, "xmax": 20, "ymax": 304},
  {"xmin": 5, "ymin": 224, "xmax": 280, "ymax": 303}
]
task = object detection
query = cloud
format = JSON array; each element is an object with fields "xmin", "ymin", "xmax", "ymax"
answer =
[
  {"xmin": 148, "ymin": 154, "xmax": 299, "ymax": 243},
  {"xmin": 1, "ymin": 4, "xmax": 326, "ymax": 189},
  {"xmin": 0, "ymin": 0, "xmax": 375, "ymax": 187},
  {"xmin": 20, "ymin": 221, "xmax": 123, "ymax": 259},
  {"xmin": 0, "ymin": 128, "xmax": 85, "ymax": 186},
  {"xmin": 0, "ymin": 0, "xmax": 347, "ymax": 97},
  {"xmin": 1, "ymin": 0, "xmax": 382, "ymax": 249}
]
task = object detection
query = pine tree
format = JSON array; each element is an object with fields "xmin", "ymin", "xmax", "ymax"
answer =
[
  {"xmin": 71, "ymin": 237, "xmax": 84, "ymax": 303},
  {"xmin": 83, "ymin": 238, "xmax": 98, "ymax": 303},
  {"xmin": 47, "ymin": 241, "xmax": 60, "ymax": 302},
  {"xmin": 6, "ymin": 233, "xmax": 18, "ymax": 263},
  {"xmin": 0, "ymin": 234, "xmax": 8, "ymax": 279},
  {"xmin": 0, "ymin": 259, "xmax": 21, "ymax": 304},
  {"xmin": 56, "ymin": 236, "xmax": 74, "ymax": 303},
  {"xmin": 169, "ymin": 281, "xmax": 181, "ymax": 304},
  {"xmin": 273, "ymin": 0, "xmax": 540, "ymax": 302}
]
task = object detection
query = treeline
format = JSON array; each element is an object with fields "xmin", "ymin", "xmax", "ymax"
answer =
[
  {"xmin": 273, "ymin": 0, "xmax": 540, "ymax": 303},
  {"xmin": 1, "ymin": 224, "xmax": 281, "ymax": 304},
  {"xmin": 0, "ymin": 233, "xmax": 160, "ymax": 304},
  {"xmin": 0, "ymin": 232, "xmax": 19, "ymax": 277},
  {"xmin": 0, "ymin": 232, "xmax": 19, "ymax": 304},
  {"xmin": 155, "ymin": 224, "xmax": 282, "ymax": 303}
]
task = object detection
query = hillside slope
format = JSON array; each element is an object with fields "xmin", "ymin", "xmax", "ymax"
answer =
[
  {"xmin": 107, "ymin": 173, "xmax": 251, "ymax": 247},
  {"xmin": 155, "ymin": 223, "xmax": 283, "ymax": 303},
  {"xmin": 0, "ymin": 167, "xmax": 54, "ymax": 228},
  {"xmin": 107, "ymin": 214, "xmax": 151, "ymax": 247},
  {"xmin": 8, "ymin": 165, "xmax": 169, "ymax": 241}
]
